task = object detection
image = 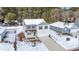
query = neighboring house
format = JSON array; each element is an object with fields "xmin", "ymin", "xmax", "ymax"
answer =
[
  {"xmin": 71, "ymin": 18, "xmax": 79, "ymax": 29},
  {"xmin": 74, "ymin": 18, "xmax": 79, "ymax": 27},
  {"xmin": 70, "ymin": 18, "xmax": 79, "ymax": 38},
  {"xmin": 49, "ymin": 22, "xmax": 71, "ymax": 34},
  {"xmin": 0, "ymin": 27, "xmax": 6, "ymax": 42},
  {"xmin": 23, "ymin": 19, "xmax": 49, "ymax": 39}
]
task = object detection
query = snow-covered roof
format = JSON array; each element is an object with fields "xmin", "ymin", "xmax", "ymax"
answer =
[
  {"xmin": 23, "ymin": 19, "xmax": 45, "ymax": 25},
  {"xmin": 0, "ymin": 27, "xmax": 6, "ymax": 34},
  {"xmin": 50, "ymin": 21, "xmax": 74, "ymax": 29},
  {"xmin": 5, "ymin": 26, "xmax": 23, "ymax": 30}
]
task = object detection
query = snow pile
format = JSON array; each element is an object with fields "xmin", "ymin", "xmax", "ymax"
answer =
[
  {"xmin": 0, "ymin": 43, "xmax": 14, "ymax": 51},
  {"xmin": 17, "ymin": 41, "xmax": 48, "ymax": 51},
  {"xmin": 50, "ymin": 30, "xmax": 79, "ymax": 50}
]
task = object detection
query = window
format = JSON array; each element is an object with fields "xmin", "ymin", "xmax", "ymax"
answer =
[
  {"xmin": 34, "ymin": 32, "xmax": 36, "ymax": 36},
  {"xmin": 39, "ymin": 26, "xmax": 42, "ymax": 30},
  {"xmin": 32, "ymin": 26, "xmax": 35, "ymax": 28},
  {"xmin": 64, "ymin": 27, "xmax": 68, "ymax": 31},
  {"xmin": 27, "ymin": 26, "xmax": 30, "ymax": 29},
  {"xmin": 63, "ymin": 27, "xmax": 68, "ymax": 32},
  {"xmin": 26, "ymin": 31, "xmax": 31, "ymax": 35},
  {"xmin": 27, "ymin": 33, "xmax": 31, "ymax": 35},
  {"xmin": 44, "ymin": 26, "xmax": 48, "ymax": 29}
]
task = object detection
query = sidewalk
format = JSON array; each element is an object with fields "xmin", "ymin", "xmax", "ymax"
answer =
[{"xmin": 39, "ymin": 36, "xmax": 65, "ymax": 51}]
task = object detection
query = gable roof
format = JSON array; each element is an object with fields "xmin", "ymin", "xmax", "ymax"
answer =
[
  {"xmin": 74, "ymin": 18, "xmax": 79, "ymax": 27},
  {"xmin": 39, "ymin": 22, "xmax": 48, "ymax": 25},
  {"xmin": 23, "ymin": 19, "xmax": 45, "ymax": 25}
]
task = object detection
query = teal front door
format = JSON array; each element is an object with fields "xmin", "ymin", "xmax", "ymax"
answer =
[{"xmin": 34, "ymin": 32, "xmax": 36, "ymax": 36}]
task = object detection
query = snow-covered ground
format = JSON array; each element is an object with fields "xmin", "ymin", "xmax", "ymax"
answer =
[
  {"xmin": 0, "ymin": 26, "xmax": 49, "ymax": 51},
  {"xmin": 59, "ymin": 35, "xmax": 79, "ymax": 49},
  {"xmin": 50, "ymin": 29, "xmax": 79, "ymax": 50},
  {"xmin": 17, "ymin": 41, "xmax": 48, "ymax": 51},
  {"xmin": 0, "ymin": 43, "xmax": 14, "ymax": 51},
  {"xmin": 0, "ymin": 23, "xmax": 78, "ymax": 51}
]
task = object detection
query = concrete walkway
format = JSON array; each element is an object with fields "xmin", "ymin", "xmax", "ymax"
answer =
[{"xmin": 39, "ymin": 36, "xmax": 65, "ymax": 51}]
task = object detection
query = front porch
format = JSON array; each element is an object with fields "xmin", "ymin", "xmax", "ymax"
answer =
[{"xmin": 25, "ymin": 29, "xmax": 37, "ymax": 38}]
